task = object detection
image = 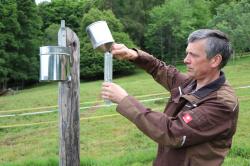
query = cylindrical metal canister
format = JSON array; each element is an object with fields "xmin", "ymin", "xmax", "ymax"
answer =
[
  {"xmin": 40, "ymin": 46, "xmax": 71, "ymax": 81},
  {"xmin": 86, "ymin": 21, "xmax": 114, "ymax": 52}
]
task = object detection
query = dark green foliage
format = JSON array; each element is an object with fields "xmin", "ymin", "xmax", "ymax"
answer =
[
  {"xmin": 0, "ymin": 0, "xmax": 42, "ymax": 90},
  {"xmin": 15, "ymin": 0, "xmax": 42, "ymax": 82},
  {"xmin": 208, "ymin": 0, "xmax": 236, "ymax": 15},
  {"xmin": 1, "ymin": 0, "xmax": 249, "ymax": 89},
  {"xmin": 209, "ymin": 0, "xmax": 250, "ymax": 54},
  {"xmin": 100, "ymin": 0, "xmax": 145, "ymax": 46},
  {"xmin": 144, "ymin": 0, "xmax": 212, "ymax": 64},
  {"xmin": 99, "ymin": 0, "xmax": 165, "ymax": 47},
  {"xmin": 38, "ymin": 0, "xmax": 87, "ymax": 33},
  {"xmin": 79, "ymin": 8, "xmax": 136, "ymax": 80},
  {"xmin": 0, "ymin": 0, "xmax": 20, "ymax": 89},
  {"xmin": 43, "ymin": 23, "xmax": 60, "ymax": 46}
]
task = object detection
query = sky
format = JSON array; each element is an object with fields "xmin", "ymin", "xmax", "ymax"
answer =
[{"xmin": 35, "ymin": 0, "xmax": 51, "ymax": 4}]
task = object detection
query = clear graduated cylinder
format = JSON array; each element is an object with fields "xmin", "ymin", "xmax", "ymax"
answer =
[
  {"xmin": 104, "ymin": 52, "xmax": 113, "ymax": 82},
  {"xmin": 104, "ymin": 52, "xmax": 113, "ymax": 104}
]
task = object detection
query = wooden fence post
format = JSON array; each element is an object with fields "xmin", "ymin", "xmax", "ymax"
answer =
[{"xmin": 58, "ymin": 20, "xmax": 80, "ymax": 166}]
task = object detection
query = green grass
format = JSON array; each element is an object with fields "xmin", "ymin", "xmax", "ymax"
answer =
[{"xmin": 0, "ymin": 56, "xmax": 250, "ymax": 166}]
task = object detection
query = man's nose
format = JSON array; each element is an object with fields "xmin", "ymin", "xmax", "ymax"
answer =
[{"xmin": 183, "ymin": 55, "xmax": 190, "ymax": 64}]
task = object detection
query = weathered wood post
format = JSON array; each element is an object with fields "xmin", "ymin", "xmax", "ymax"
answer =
[{"xmin": 58, "ymin": 20, "xmax": 80, "ymax": 166}]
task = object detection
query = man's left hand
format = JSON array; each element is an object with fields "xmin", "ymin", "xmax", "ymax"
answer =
[{"xmin": 101, "ymin": 82, "xmax": 128, "ymax": 104}]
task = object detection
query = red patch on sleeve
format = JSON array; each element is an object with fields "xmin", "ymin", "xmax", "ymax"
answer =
[{"xmin": 182, "ymin": 113, "xmax": 192, "ymax": 123}]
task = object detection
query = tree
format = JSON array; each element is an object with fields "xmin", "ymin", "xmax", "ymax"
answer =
[
  {"xmin": 38, "ymin": 0, "xmax": 87, "ymax": 33},
  {"xmin": 207, "ymin": 0, "xmax": 236, "ymax": 15},
  {"xmin": 43, "ymin": 23, "xmax": 60, "ymax": 45},
  {"xmin": 209, "ymin": 0, "xmax": 250, "ymax": 54},
  {"xmin": 144, "ymin": 0, "xmax": 211, "ymax": 64},
  {"xmin": 99, "ymin": 0, "xmax": 145, "ymax": 46},
  {"xmin": 12, "ymin": 0, "xmax": 42, "ymax": 87},
  {"xmin": 79, "ymin": 8, "xmax": 136, "ymax": 80},
  {"xmin": 98, "ymin": 0, "xmax": 165, "ymax": 47},
  {"xmin": 0, "ymin": 0, "xmax": 20, "ymax": 90}
]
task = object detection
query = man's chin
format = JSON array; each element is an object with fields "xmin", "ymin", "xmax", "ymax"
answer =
[{"xmin": 186, "ymin": 72, "xmax": 194, "ymax": 78}]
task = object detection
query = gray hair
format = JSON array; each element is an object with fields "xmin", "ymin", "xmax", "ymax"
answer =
[{"xmin": 187, "ymin": 29, "xmax": 233, "ymax": 69}]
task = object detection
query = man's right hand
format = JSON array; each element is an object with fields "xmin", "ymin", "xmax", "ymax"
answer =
[{"xmin": 111, "ymin": 43, "xmax": 138, "ymax": 60}]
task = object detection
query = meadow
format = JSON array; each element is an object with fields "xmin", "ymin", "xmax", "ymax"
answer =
[{"xmin": 0, "ymin": 56, "xmax": 250, "ymax": 166}]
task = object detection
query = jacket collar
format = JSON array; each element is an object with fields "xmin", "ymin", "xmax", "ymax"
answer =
[
  {"xmin": 172, "ymin": 71, "xmax": 225, "ymax": 105},
  {"xmin": 179, "ymin": 72, "xmax": 225, "ymax": 106},
  {"xmin": 188, "ymin": 71, "xmax": 225, "ymax": 99}
]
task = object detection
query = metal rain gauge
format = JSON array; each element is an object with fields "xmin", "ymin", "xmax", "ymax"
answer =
[{"xmin": 86, "ymin": 21, "xmax": 114, "ymax": 104}]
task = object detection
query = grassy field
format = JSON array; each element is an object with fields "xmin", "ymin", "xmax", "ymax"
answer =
[{"xmin": 0, "ymin": 56, "xmax": 250, "ymax": 166}]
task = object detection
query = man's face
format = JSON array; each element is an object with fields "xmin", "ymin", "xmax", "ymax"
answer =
[{"xmin": 184, "ymin": 39, "xmax": 214, "ymax": 80}]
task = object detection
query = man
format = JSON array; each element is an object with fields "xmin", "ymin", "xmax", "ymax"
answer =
[{"xmin": 101, "ymin": 29, "xmax": 239, "ymax": 166}]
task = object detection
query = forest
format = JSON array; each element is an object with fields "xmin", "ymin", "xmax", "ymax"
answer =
[{"xmin": 0, "ymin": 0, "xmax": 250, "ymax": 90}]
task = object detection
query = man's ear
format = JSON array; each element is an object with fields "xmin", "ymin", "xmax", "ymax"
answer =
[{"xmin": 210, "ymin": 54, "xmax": 222, "ymax": 68}]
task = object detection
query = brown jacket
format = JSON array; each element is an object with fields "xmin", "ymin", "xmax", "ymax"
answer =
[{"xmin": 116, "ymin": 50, "xmax": 239, "ymax": 166}]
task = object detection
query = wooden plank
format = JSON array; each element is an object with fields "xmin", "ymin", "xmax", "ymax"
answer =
[{"xmin": 58, "ymin": 20, "xmax": 80, "ymax": 166}]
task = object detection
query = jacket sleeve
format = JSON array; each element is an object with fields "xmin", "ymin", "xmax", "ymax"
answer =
[
  {"xmin": 117, "ymin": 95, "xmax": 238, "ymax": 148},
  {"xmin": 132, "ymin": 49, "xmax": 188, "ymax": 91}
]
